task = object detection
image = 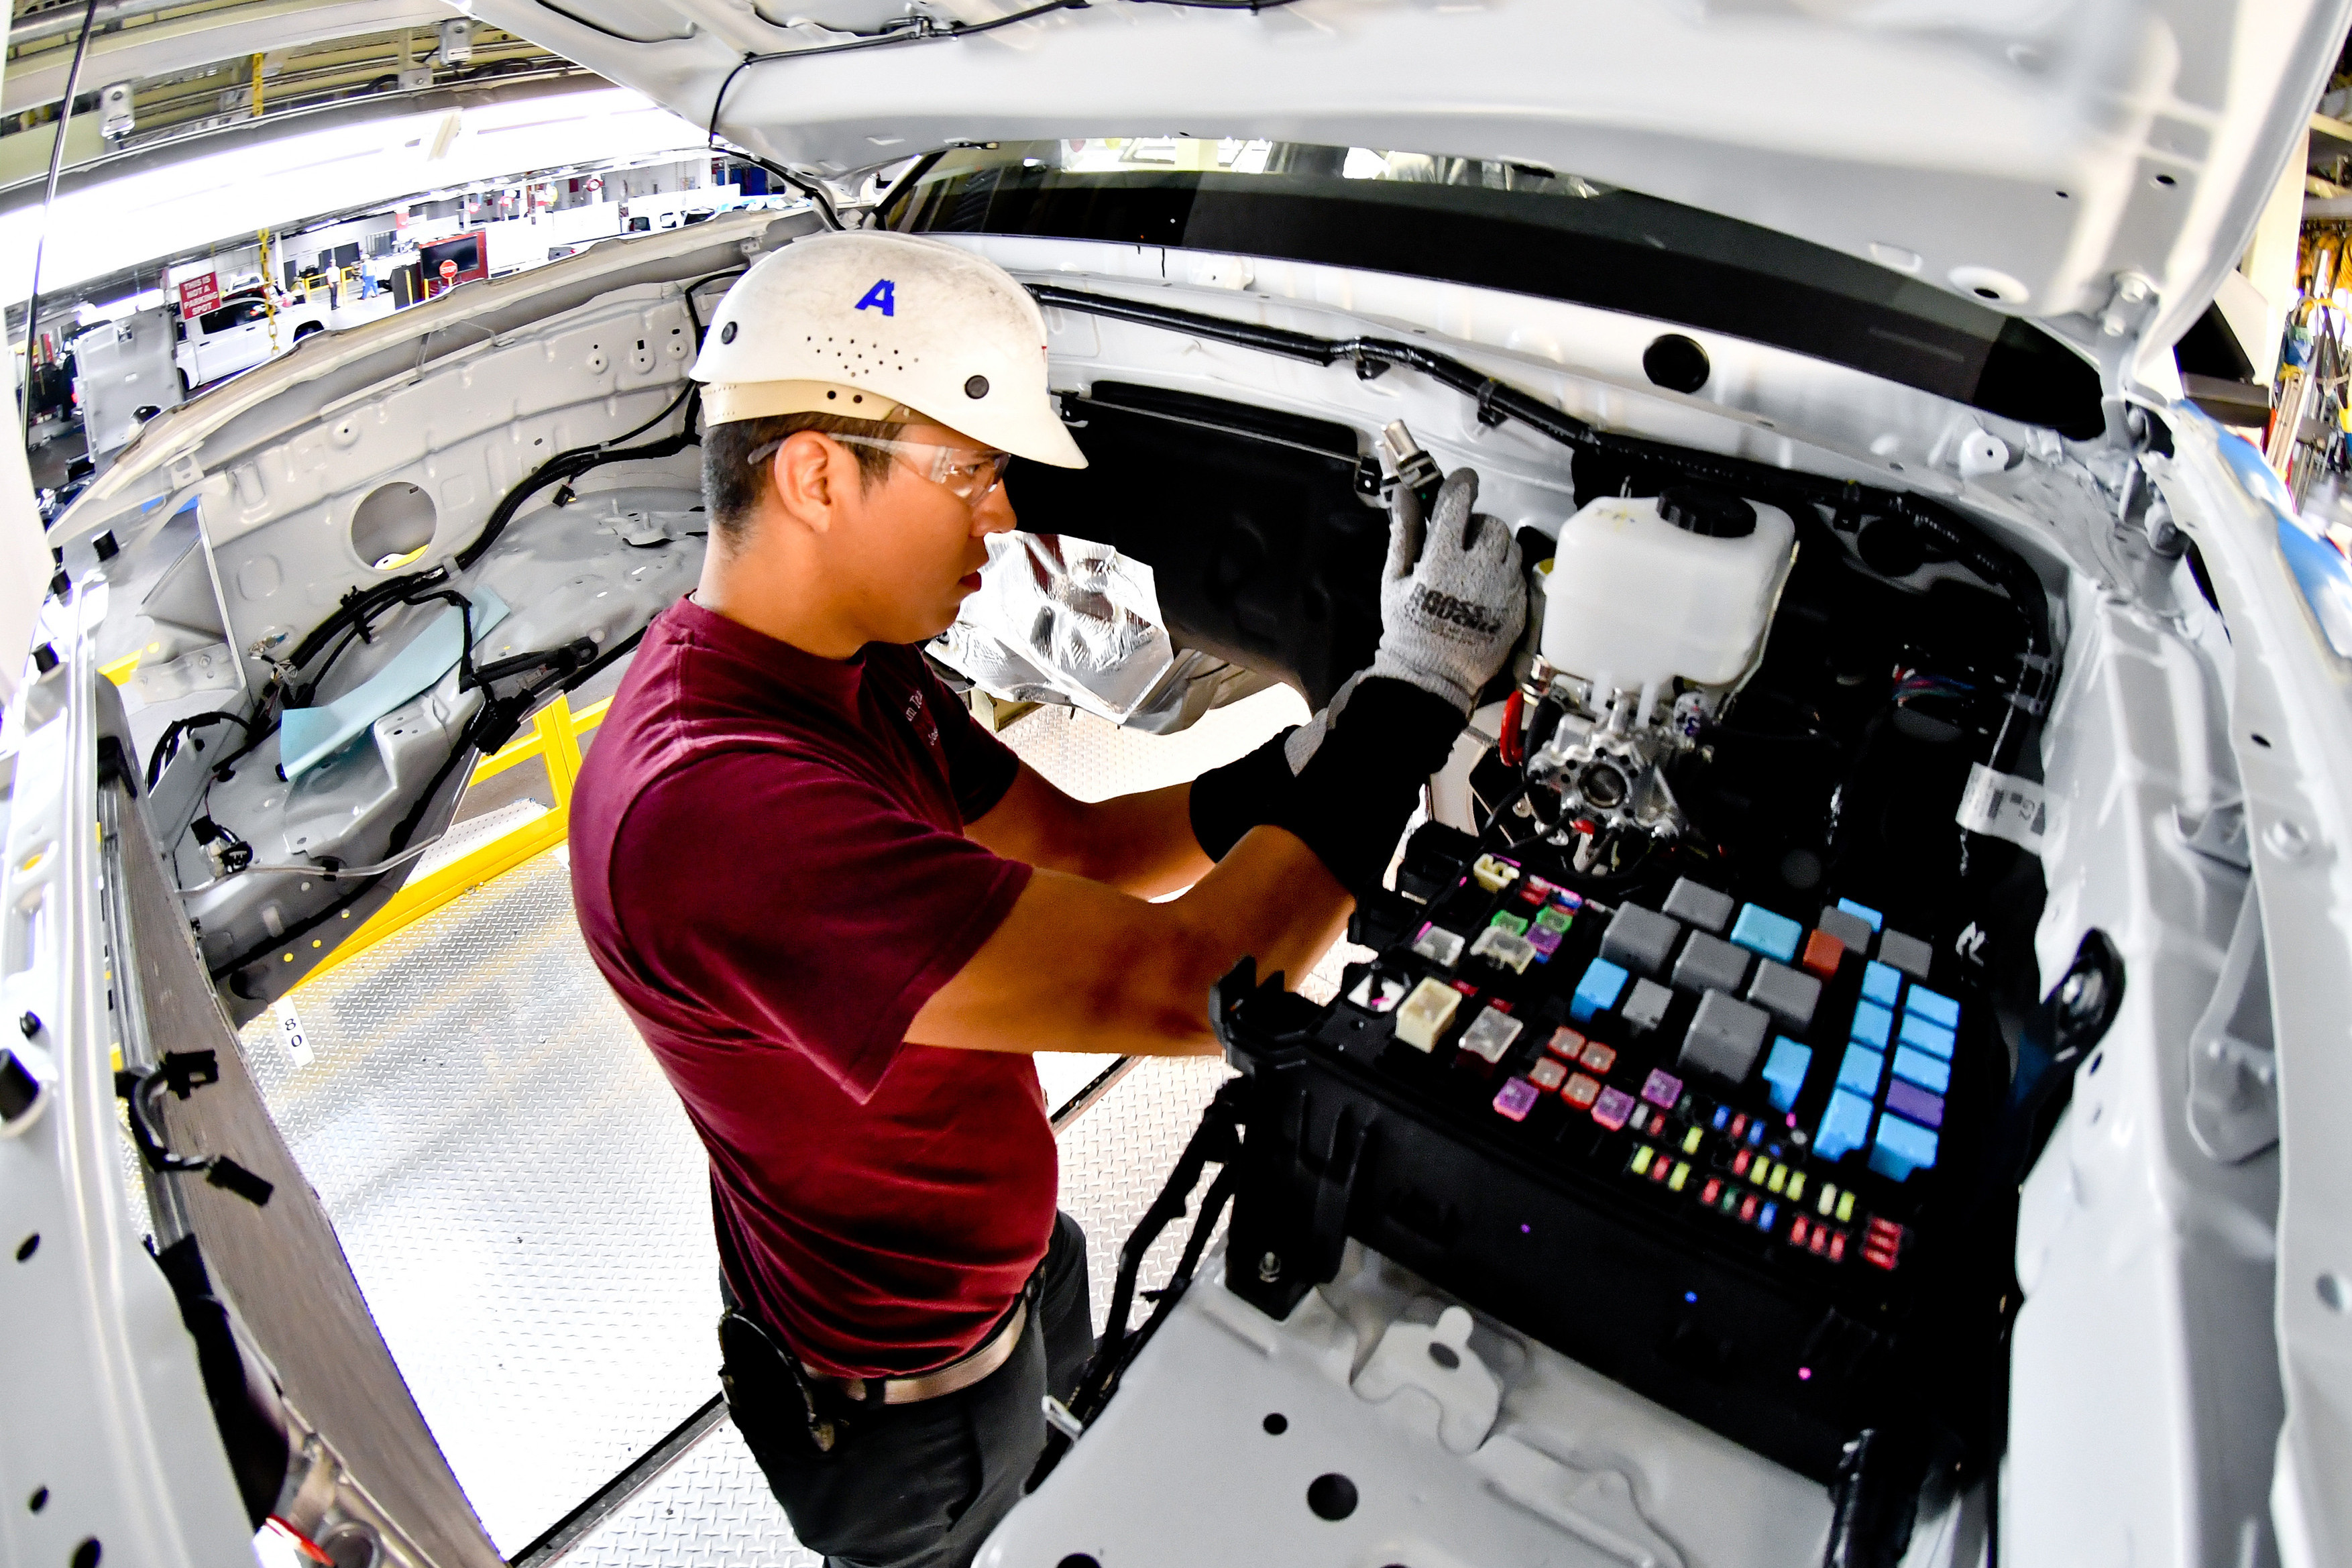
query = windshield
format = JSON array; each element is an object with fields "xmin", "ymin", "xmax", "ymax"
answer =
[{"xmin": 882, "ymin": 139, "xmax": 2102, "ymax": 438}]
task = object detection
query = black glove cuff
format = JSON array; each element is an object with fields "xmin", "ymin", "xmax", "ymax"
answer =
[
  {"xmin": 1188, "ymin": 727, "xmax": 1300, "ymax": 862},
  {"xmin": 1272, "ymin": 677, "xmax": 1468, "ymax": 897}
]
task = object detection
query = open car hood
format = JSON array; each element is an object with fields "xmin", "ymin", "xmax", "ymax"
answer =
[{"xmin": 467, "ymin": 0, "xmax": 2347, "ymax": 404}]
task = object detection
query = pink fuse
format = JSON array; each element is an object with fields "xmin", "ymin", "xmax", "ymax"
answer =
[
  {"xmin": 1640, "ymin": 1068, "xmax": 1684, "ymax": 1109},
  {"xmin": 1591, "ymin": 1086, "xmax": 1636, "ymax": 1130},
  {"xmin": 1494, "ymin": 1077, "xmax": 1541, "ymax": 1121}
]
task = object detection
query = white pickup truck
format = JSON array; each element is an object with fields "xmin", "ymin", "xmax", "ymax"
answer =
[{"xmin": 173, "ymin": 289, "xmax": 328, "ymax": 392}]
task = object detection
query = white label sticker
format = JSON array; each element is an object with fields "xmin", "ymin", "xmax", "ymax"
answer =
[
  {"xmin": 273, "ymin": 1000, "xmax": 313, "ymax": 1068},
  {"xmin": 1956, "ymin": 763, "xmax": 2055, "ymax": 854}
]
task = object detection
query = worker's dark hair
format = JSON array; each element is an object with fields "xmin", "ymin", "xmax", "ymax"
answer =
[{"xmin": 702, "ymin": 411, "xmax": 906, "ymax": 548}]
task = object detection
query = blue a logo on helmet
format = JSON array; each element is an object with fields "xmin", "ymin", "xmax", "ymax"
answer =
[{"xmin": 854, "ymin": 278, "xmax": 896, "ymax": 317}]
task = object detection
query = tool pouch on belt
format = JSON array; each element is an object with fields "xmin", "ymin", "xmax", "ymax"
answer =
[{"xmin": 718, "ymin": 1306, "xmax": 853, "ymax": 1463}]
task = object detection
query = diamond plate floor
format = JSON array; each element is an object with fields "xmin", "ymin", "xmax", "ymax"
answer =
[
  {"xmin": 243, "ymin": 856, "xmax": 722, "ymax": 1555},
  {"xmin": 243, "ymin": 683, "xmax": 1309, "ymax": 1563}
]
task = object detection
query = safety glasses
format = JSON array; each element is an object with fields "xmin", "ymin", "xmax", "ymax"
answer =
[{"xmin": 746, "ymin": 431, "xmax": 1012, "ymax": 506}]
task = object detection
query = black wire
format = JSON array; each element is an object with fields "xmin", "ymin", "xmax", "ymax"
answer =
[{"xmin": 18, "ymin": 0, "xmax": 99, "ymax": 447}]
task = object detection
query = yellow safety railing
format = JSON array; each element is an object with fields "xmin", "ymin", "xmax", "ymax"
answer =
[{"xmin": 294, "ymin": 693, "xmax": 610, "ymax": 984}]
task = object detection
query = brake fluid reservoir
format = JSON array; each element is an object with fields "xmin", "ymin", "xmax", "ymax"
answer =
[{"xmin": 1539, "ymin": 486, "xmax": 1797, "ymax": 691}]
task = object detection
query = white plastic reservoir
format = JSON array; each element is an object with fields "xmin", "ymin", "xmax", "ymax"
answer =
[{"xmin": 1539, "ymin": 488, "xmax": 1797, "ymax": 691}]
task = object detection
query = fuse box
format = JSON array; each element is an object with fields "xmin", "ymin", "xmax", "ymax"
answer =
[{"xmin": 1214, "ymin": 824, "xmax": 2000, "ymax": 1483}]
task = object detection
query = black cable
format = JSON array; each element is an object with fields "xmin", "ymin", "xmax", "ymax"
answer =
[
  {"xmin": 145, "ymin": 711, "xmax": 253, "ymax": 791},
  {"xmin": 18, "ymin": 0, "xmax": 99, "ymax": 447},
  {"xmin": 453, "ymin": 383, "xmax": 702, "ymax": 571}
]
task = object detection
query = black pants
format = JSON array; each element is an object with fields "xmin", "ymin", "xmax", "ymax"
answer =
[{"xmin": 727, "ymin": 1213, "xmax": 1092, "ymax": 1568}]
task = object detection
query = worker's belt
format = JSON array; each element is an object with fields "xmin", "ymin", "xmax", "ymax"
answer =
[{"xmin": 797, "ymin": 1295, "xmax": 1029, "ymax": 1407}]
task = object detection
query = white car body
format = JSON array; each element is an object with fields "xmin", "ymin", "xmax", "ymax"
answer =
[
  {"xmin": 5, "ymin": 3, "xmax": 2349, "ymax": 1567},
  {"xmin": 174, "ymin": 293, "xmax": 330, "ymax": 390}
]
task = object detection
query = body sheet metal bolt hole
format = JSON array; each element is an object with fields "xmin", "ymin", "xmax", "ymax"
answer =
[
  {"xmin": 15, "ymin": 1234, "xmax": 36, "ymax": 1262},
  {"xmin": 1262, "ymin": 1412, "xmax": 1287, "ymax": 1434},
  {"xmin": 1055, "ymin": 1557, "xmax": 1101, "ymax": 1568},
  {"xmin": 2320, "ymin": 1273, "xmax": 2349, "ymax": 1313},
  {"xmin": 1306, "ymin": 1473, "xmax": 1359, "ymax": 1521},
  {"xmin": 27, "ymin": 1487, "xmax": 45, "ymax": 1512},
  {"xmin": 72, "ymin": 1539, "xmax": 99, "ymax": 1568}
]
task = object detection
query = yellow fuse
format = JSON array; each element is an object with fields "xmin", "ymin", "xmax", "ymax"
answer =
[
  {"xmin": 1668, "ymin": 1161, "xmax": 1691, "ymax": 1192},
  {"xmin": 1817, "ymin": 1183, "xmax": 1838, "ymax": 1216},
  {"xmin": 1630, "ymin": 1146, "xmax": 1655, "ymax": 1176},
  {"xmin": 1750, "ymin": 1158, "xmax": 1773, "ymax": 1187},
  {"xmin": 1682, "ymin": 1126, "xmax": 1704, "ymax": 1155},
  {"xmin": 1395, "ymin": 977, "xmax": 1462, "ymax": 1051},
  {"xmin": 1766, "ymin": 1165, "xmax": 1788, "ymax": 1195},
  {"xmin": 1785, "ymin": 1172, "xmax": 1807, "ymax": 1204},
  {"xmin": 1472, "ymin": 853, "xmax": 1520, "ymax": 893},
  {"xmin": 1836, "ymin": 1190, "xmax": 1857, "ymax": 1223}
]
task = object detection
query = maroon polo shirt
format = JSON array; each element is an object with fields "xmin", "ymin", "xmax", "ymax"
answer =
[{"xmin": 569, "ymin": 598, "xmax": 1050, "ymax": 1378}]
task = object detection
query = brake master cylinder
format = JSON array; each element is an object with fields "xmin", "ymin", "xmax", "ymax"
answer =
[{"xmin": 1526, "ymin": 486, "xmax": 1796, "ymax": 858}]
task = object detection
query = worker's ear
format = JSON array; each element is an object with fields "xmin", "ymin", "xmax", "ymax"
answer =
[{"xmin": 767, "ymin": 429, "xmax": 852, "ymax": 535}]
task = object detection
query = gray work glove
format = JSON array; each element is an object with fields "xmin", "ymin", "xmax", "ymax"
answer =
[
  {"xmin": 1284, "ymin": 467, "xmax": 1523, "ymax": 774},
  {"xmin": 1369, "ymin": 466, "xmax": 1526, "ymax": 710}
]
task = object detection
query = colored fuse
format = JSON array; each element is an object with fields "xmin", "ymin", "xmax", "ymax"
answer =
[
  {"xmin": 1563, "ymin": 1072, "xmax": 1602, "ymax": 1108},
  {"xmin": 1728, "ymin": 1113, "xmax": 1750, "ymax": 1139},
  {"xmin": 1799, "ymin": 928, "xmax": 1846, "ymax": 980},
  {"xmin": 1546, "ymin": 1027, "xmax": 1587, "ymax": 1060},
  {"xmin": 1524, "ymin": 875, "xmax": 1554, "ymax": 897},
  {"xmin": 1640, "ymin": 1068, "xmax": 1684, "ymax": 1109},
  {"xmin": 1732, "ymin": 1149, "xmax": 1753, "ymax": 1177},
  {"xmin": 1395, "ymin": 977, "xmax": 1463, "ymax": 1050},
  {"xmin": 1791, "ymin": 1216, "xmax": 1811, "ymax": 1247},
  {"xmin": 1534, "ymin": 905, "xmax": 1574, "ymax": 935},
  {"xmin": 1580, "ymin": 1042, "xmax": 1619, "ymax": 1074},
  {"xmin": 1810, "ymin": 1225, "xmax": 1830, "ymax": 1255},
  {"xmin": 1898, "ymin": 1010, "xmax": 1958, "ymax": 1060},
  {"xmin": 1701, "ymin": 1177, "xmax": 1723, "ymax": 1205},
  {"xmin": 1591, "ymin": 1086, "xmax": 1636, "ymax": 1130},
  {"xmin": 1758, "ymin": 1201, "xmax": 1778, "ymax": 1231},
  {"xmin": 1555, "ymin": 889, "xmax": 1585, "ymax": 911},
  {"xmin": 1526, "ymin": 925, "xmax": 1564, "ymax": 960},
  {"xmin": 1836, "ymin": 1190, "xmax": 1856, "ymax": 1223},
  {"xmin": 1571, "ymin": 958, "xmax": 1631, "ymax": 1022},
  {"xmin": 1472, "ymin": 853, "xmax": 1520, "ymax": 892},
  {"xmin": 1681, "ymin": 1126, "xmax": 1705, "ymax": 1156},
  {"xmin": 1712, "ymin": 1105, "xmax": 1732, "ymax": 1131},
  {"xmin": 1785, "ymin": 1172, "xmax": 1807, "ymax": 1204},
  {"xmin": 1629, "ymin": 1145, "xmax": 1655, "ymax": 1176},
  {"xmin": 1815, "ymin": 1183, "xmax": 1836, "ymax": 1215},
  {"xmin": 1766, "ymin": 1164, "xmax": 1789, "ymax": 1195},
  {"xmin": 1650, "ymin": 1158, "xmax": 1672, "ymax": 1184},
  {"xmin": 1746, "ymin": 1121, "xmax": 1765, "ymax": 1145},
  {"xmin": 1836, "ymin": 897, "xmax": 1884, "ymax": 932},
  {"xmin": 1627, "ymin": 1105, "xmax": 1652, "ymax": 1135},
  {"xmin": 1861, "ymin": 960, "xmax": 1903, "ymax": 1008},
  {"xmin": 1458, "ymin": 1005, "xmax": 1524, "ymax": 1064},
  {"xmin": 1752, "ymin": 1158, "xmax": 1775, "ymax": 1188},
  {"xmin": 1494, "ymin": 1076, "xmax": 1541, "ymax": 1122},
  {"xmin": 1850, "ymin": 1001, "xmax": 1895, "ymax": 1050},
  {"xmin": 1907, "ymin": 985, "xmax": 1960, "ymax": 1027},
  {"xmin": 1730, "ymin": 904, "xmax": 1803, "ymax": 963},
  {"xmin": 1412, "ymin": 925, "xmax": 1468, "ymax": 968},
  {"xmin": 1489, "ymin": 911, "xmax": 1530, "ymax": 936},
  {"xmin": 1739, "ymin": 1194, "xmax": 1760, "ymax": 1223},
  {"xmin": 1668, "ymin": 1162, "xmax": 1691, "ymax": 1192},
  {"xmin": 1720, "ymin": 1186, "xmax": 1742, "ymax": 1215},
  {"xmin": 1528, "ymin": 1057, "xmax": 1568, "ymax": 1093}
]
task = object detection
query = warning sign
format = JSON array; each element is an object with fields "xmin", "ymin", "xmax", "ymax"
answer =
[{"xmin": 177, "ymin": 272, "xmax": 221, "ymax": 317}]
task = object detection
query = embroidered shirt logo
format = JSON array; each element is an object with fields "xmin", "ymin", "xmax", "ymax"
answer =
[{"xmin": 855, "ymin": 279, "xmax": 897, "ymax": 317}]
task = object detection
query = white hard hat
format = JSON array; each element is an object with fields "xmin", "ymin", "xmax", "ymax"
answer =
[{"xmin": 692, "ymin": 230, "xmax": 1086, "ymax": 469}]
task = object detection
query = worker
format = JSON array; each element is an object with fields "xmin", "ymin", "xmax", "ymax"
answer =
[{"xmin": 568, "ymin": 231, "xmax": 1526, "ymax": 1568}]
